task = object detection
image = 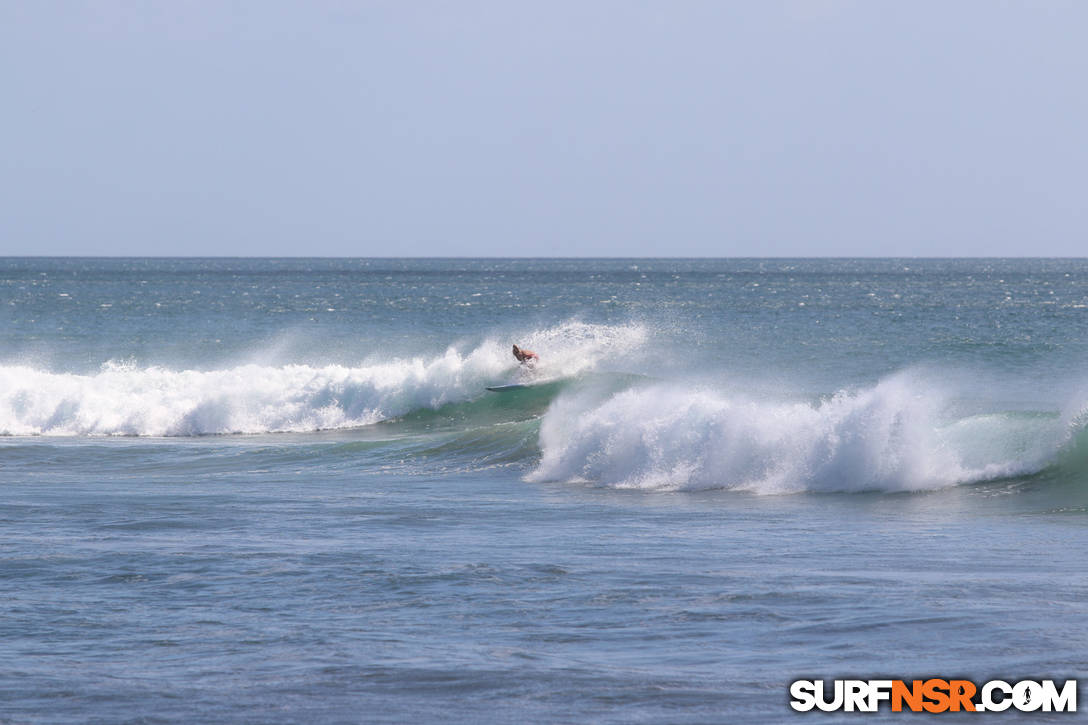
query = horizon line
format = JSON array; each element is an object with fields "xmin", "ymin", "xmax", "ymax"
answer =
[{"xmin": 3, "ymin": 254, "xmax": 1088, "ymax": 261}]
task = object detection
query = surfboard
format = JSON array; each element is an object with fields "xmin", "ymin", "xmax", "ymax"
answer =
[{"xmin": 485, "ymin": 383, "xmax": 531, "ymax": 392}]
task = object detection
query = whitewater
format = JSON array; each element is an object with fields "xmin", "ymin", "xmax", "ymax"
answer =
[
  {"xmin": 5, "ymin": 353, "xmax": 1086, "ymax": 497},
  {"xmin": 0, "ymin": 321, "xmax": 628, "ymax": 434},
  {"xmin": 3, "ymin": 258, "xmax": 1086, "ymax": 724},
  {"xmin": 3, "ymin": 325, "xmax": 1084, "ymax": 495}
]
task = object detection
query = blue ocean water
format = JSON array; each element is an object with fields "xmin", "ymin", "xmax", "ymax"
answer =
[{"xmin": 1, "ymin": 258, "xmax": 1086, "ymax": 723}]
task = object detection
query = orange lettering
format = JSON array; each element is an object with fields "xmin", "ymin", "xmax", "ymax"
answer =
[
  {"xmin": 948, "ymin": 680, "xmax": 976, "ymax": 712},
  {"xmin": 892, "ymin": 680, "xmax": 924, "ymax": 712},
  {"xmin": 922, "ymin": 679, "xmax": 951, "ymax": 713}
]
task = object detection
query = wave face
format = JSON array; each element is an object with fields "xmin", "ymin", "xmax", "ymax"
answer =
[
  {"xmin": 529, "ymin": 372, "xmax": 1081, "ymax": 493},
  {"xmin": 0, "ymin": 321, "xmax": 644, "ymax": 436}
]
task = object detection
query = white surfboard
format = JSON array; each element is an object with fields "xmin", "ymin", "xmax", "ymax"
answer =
[{"xmin": 485, "ymin": 383, "xmax": 531, "ymax": 392}]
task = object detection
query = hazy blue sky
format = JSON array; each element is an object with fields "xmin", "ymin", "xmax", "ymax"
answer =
[{"xmin": 2, "ymin": 1, "xmax": 1085, "ymax": 256}]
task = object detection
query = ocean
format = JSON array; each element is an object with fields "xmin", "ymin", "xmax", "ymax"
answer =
[{"xmin": 2, "ymin": 258, "xmax": 1086, "ymax": 723}]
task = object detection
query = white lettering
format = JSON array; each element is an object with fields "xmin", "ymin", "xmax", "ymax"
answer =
[
  {"xmin": 1040, "ymin": 679, "xmax": 1077, "ymax": 712},
  {"xmin": 1013, "ymin": 680, "xmax": 1043, "ymax": 712},
  {"xmin": 982, "ymin": 680, "xmax": 1013, "ymax": 712},
  {"xmin": 789, "ymin": 680, "xmax": 817, "ymax": 712},
  {"xmin": 815, "ymin": 680, "xmax": 844, "ymax": 712},
  {"xmin": 867, "ymin": 680, "xmax": 893, "ymax": 711},
  {"xmin": 844, "ymin": 680, "xmax": 869, "ymax": 712}
]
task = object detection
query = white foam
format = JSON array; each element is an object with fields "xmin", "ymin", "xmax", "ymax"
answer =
[
  {"xmin": 529, "ymin": 372, "xmax": 1066, "ymax": 493},
  {"xmin": 0, "ymin": 321, "xmax": 646, "ymax": 436},
  {"xmin": 515, "ymin": 321, "xmax": 647, "ymax": 380},
  {"xmin": 0, "ymin": 356, "xmax": 487, "ymax": 436}
]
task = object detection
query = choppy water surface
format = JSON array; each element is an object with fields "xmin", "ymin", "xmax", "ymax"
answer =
[{"xmin": 2, "ymin": 258, "xmax": 1086, "ymax": 722}]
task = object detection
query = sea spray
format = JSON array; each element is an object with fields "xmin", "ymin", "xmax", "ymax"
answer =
[
  {"xmin": 0, "ymin": 321, "xmax": 645, "ymax": 436},
  {"xmin": 0, "ymin": 359, "xmax": 487, "ymax": 436},
  {"xmin": 529, "ymin": 372, "xmax": 1076, "ymax": 493}
]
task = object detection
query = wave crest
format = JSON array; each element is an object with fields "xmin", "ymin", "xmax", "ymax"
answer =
[
  {"xmin": 529, "ymin": 373, "xmax": 1070, "ymax": 493},
  {"xmin": 0, "ymin": 321, "xmax": 645, "ymax": 436}
]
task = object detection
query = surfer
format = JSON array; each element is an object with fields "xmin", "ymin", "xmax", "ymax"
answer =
[{"xmin": 512, "ymin": 344, "xmax": 538, "ymax": 365}]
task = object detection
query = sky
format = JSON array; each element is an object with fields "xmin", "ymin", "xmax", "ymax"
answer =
[{"xmin": 1, "ymin": 1, "xmax": 1086, "ymax": 257}]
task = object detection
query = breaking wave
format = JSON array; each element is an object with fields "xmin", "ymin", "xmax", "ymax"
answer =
[
  {"xmin": 0, "ymin": 321, "xmax": 645, "ymax": 436},
  {"xmin": 529, "ymin": 372, "xmax": 1085, "ymax": 494}
]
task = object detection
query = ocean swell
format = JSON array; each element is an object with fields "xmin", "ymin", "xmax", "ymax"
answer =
[
  {"xmin": 529, "ymin": 373, "xmax": 1075, "ymax": 493},
  {"xmin": 0, "ymin": 355, "xmax": 494, "ymax": 436},
  {"xmin": 0, "ymin": 321, "xmax": 645, "ymax": 436}
]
